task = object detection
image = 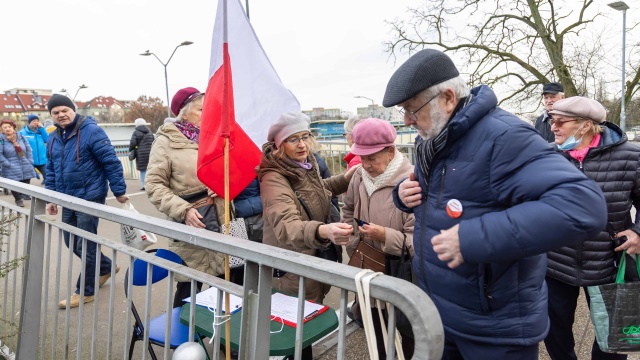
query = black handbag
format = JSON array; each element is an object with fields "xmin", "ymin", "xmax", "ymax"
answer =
[{"xmin": 384, "ymin": 234, "xmax": 414, "ymax": 338}]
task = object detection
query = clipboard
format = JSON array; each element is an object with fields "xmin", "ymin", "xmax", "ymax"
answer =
[{"xmin": 270, "ymin": 292, "xmax": 329, "ymax": 328}]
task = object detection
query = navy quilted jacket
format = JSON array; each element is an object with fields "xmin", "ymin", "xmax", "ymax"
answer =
[
  {"xmin": 45, "ymin": 115, "xmax": 126, "ymax": 201},
  {"xmin": 392, "ymin": 85, "xmax": 607, "ymax": 345}
]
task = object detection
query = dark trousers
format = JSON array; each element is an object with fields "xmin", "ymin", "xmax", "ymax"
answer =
[
  {"xmin": 371, "ymin": 307, "xmax": 415, "ymax": 359},
  {"xmin": 34, "ymin": 164, "xmax": 46, "ymax": 180},
  {"xmin": 61, "ymin": 201, "xmax": 112, "ymax": 297},
  {"xmin": 442, "ymin": 330, "xmax": 538, "ymax": 360},
  {"xmin": 11, "ymin": 179, "xmax": 30, "ymax": 201},
  {"xmin": 544, "ymin": 276, "xmax": 627, "ymax": 360}
]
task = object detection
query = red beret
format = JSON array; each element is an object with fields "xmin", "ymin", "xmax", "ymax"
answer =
[{"xmin": 170, "ymin": 87, "xmax": 203, "ymax": 116}]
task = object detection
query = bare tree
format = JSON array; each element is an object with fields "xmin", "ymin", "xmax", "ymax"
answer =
[
  {"xmin": 385, "ymin": 0, "xmax": 639, "ymax": 122},
  {"xmin": 124, "ymin": 96, "xmax": 168, "ymax": 132}
]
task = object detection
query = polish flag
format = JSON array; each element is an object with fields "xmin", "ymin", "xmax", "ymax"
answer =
[{"xmin": 198, "ymin": 0, "xmax": 300, "ymax": 200}]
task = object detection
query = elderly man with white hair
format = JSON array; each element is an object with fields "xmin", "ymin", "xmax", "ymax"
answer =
[{"xmin": 388, "ymin": 49, "xmax": 607, "ymax": 359}]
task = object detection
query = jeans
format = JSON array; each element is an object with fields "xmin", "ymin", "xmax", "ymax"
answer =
[
  {"xmin": 139, "ymin": 170, "xmax": 146, "ymax": 189},
  {"xmin": 34, "ymin": 164, "xmax": 46, "ymax": 180},
  {"xmin": 544, "ymin": 276, "xmax": 627, "ymax": 360},
  {"xmin": 62, "ymin": 199, "xmax": 112, "ymax": 296}
]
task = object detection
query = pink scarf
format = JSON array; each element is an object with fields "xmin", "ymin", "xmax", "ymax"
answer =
[
  {"xmin": 174, "ymin": 121, "xmax": 200, "ymax": 144},
  {"xmin": 568, "ymin": 134, "xmax": 601, "ymax": 163}
]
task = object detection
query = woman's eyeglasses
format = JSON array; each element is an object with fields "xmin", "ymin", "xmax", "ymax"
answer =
[
  {"xmin": 550, "ymin": 118, "xmax": 577, "ymax": 127},
  {"xmin": 286, "ymin": 135, "xmax": 311, "ymax": 145}
]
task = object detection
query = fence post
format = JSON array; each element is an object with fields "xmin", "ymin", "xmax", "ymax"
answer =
[
  {"xmin": 239, "ymin": 261, "xmax": 272, "ymax": 360},
  {"xmin": 16, "ymin": 198, "xmax": 47, "ymax": 359}
]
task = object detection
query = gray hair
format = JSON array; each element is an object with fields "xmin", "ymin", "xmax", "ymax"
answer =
[
  {"xmin": 344, "ymin": 114, "xmax": 366, "ymax": 133},
  {"xmin": 176, "ymin": 94, "xmax": 204, "ymax": 121},
  {"xmin": 421, "ymin": 76, "xmax": 469, "ymax": 101}
]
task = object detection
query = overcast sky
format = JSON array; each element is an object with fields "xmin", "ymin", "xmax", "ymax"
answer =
[{"xmin": 1, "ymin": 0, "xmax": 420, "ymax": 113}]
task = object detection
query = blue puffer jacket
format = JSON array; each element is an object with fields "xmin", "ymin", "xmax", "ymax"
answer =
[
  {"xmin": 393, "ymin": 85, "xmax": 607, "ymax": 346},
  {"xmin": 234, "ymin": 178, "xmax": 262, "ymax": 217},
  {"xmin": 0, "ymin": 133, "xmax": 36, "ymax": 181},
  {"xmin": 18, "ymin": 126, "xmax": 48, "ymax": 166},
  {"xmin": 45, "ymin": 115, "xmax": 126, "ymax": 201}
]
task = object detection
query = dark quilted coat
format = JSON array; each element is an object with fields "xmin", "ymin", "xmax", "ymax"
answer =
[
  {"xmin": 392, "ymin": 85, "xmax": 607, "ymax": 346},
  {"xmin": 547, "ymin": 122, "xmax": 640, "ymax": 286},
  {"xmin": 45, "ymin": 115, "xmax": 127, "ymax": 201},
  {"xmin": 128, "ymin": 126, "xmax": 154, "ymax": 171}
]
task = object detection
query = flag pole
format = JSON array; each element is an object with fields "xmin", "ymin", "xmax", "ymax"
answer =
[{"xmin": 222, "ymin": 1, "xmax": 231, "ymax": 359}]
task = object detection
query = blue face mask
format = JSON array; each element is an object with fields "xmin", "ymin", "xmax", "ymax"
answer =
[{"xmin": 558, "ymin": 125, "xmax": 584, "ymax": 151}]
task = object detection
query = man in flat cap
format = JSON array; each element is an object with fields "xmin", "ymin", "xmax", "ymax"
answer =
[
  {"xmin": 45, "ymin": 94, "xmax": 129, "ymax": 309},
  {"xmin": 387, "ymin": 49, "xmax": 607, "ymax": 358},
  {"xmin": 534, "ymin": 82, "xmax": 565, "ymax": 142}
]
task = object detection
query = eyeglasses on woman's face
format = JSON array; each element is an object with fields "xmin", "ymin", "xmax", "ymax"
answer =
[
  {"xmin": 550, "ymin": 116, "xmax": 577, "ymax": 128},
  {"xmin": 285, "ymin": 135, "xmax": 311, "ymax": 145}
]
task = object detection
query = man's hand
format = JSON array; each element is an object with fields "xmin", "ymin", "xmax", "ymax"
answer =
[
  {"xmin": 614, "ymin": 229, "xmax": 640, "ymax": 255},
  {"xmin": 399, "ymin": 173, "xmax": 423, "ymax": 208},
  {"xmin": 115, "ymin": 195, "xmax": 129, "ymax": 204},
  {"xmin": 46, "ymin": 203, "xmax": 58, "ymax": 215},
  {"xmin": 318, "ymin": 223, "xmax": 353, "ymax": 245},
  {"xmin": 185, "ymin": 208, "xmax": 206, "ymax": 229},
  {"xmin": 359, "ymin": 223, "xmax": 385, "ymax": 242},
  {"xmin": 344, "ymin": 164, "xmax": 361, "ymax": 181},
  {"xmin": 431, "ymin": 224, "xmax": 465, "ymax": 269}
]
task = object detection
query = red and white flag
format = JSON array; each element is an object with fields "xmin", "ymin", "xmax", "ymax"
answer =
[{"xmin": 198, "ymin": 0, "xmax": 300, "ymax": 200}]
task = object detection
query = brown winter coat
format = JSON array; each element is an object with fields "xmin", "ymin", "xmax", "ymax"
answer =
[
  {"xmin": 343, "ymin": 155, "xmax": 415, "ymax": 258},
  {"xmin": 145, "ymin": 123, "xmax": 225, "ymax": 280},
  {"xmin": 258, "ymin": 143, "xmax": 349, "ymax": 302}
]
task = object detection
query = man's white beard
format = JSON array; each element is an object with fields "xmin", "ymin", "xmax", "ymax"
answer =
[{"xmin": 419, "ymin": 103, "xmax": 449, "ymax": 140}]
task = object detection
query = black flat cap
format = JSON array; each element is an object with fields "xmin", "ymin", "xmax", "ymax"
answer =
[
  {"xmin": 383, "ymin": 49, "xmax": 459, "ymax": 107},
  {"xmin": 542, "ymin": 82, "xmax": 563, "ymax": 95}
]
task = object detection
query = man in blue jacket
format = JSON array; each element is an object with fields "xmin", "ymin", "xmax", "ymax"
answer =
[
  {"xmin": 19, "ymin": 114, "xmax": 49, "ymax": 183},
  {"xmin": 45, "ymin": 94, "xmax": 129, "ymax": 309},
  {"xmin": 386, "ymin": 49, "xmax": 607, "ymax": 358}
]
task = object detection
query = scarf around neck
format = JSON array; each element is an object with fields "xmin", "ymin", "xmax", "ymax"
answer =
[
  {"xmin": 174, "ymin": 121, "xmax": 200, "ymax": 143},
  {"xmin": 361, "ymin": 149, "xmax": 404, "ymax": 197}
]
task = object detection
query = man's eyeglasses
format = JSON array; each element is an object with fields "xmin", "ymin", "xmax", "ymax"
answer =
[
  {"xmin": 397, "ymin": 92, "xmax": 441, "ymax": 121},
  {"xmin": 550, "ymin": 118, "xmax": 577, "ymax": 128},
  {"xmin": 286, "ymin": 135, "xmax": 311, "ymax": 145}
]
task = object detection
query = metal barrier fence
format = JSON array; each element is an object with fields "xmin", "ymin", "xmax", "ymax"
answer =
[{"xmin": 0, "ymin": 178, "xmax": 443, "ymax": 359}]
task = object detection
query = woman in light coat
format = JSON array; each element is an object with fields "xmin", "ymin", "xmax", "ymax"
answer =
[
  {"xmin": 146, "ymin": 87, "xmax": 234, "ymax": 307},
  {"xmin": 342, "ymin": 118, "xmax": 415, "ymax": 359}
]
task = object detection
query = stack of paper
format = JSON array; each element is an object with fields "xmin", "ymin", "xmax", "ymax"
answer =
[
  {"xmin": 183, "ymin": 287, "xmax": 243, "ymax": 314},
  {"xmin": 270, "ymin": 293, "xmax": 328, "ymax": 327}
]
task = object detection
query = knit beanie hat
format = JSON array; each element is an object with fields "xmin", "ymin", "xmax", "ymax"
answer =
[
  {"xmin": 27, "ymin": 114, "xmax": 39, "ymax": 123},
  {"xmin": 267, "ymin": 112, "xmax": 311, "ymax": 148},
  {"xmin": 134, "ymin": 118, "xmax": 146, "ymax": 127},
  {"xmin": 47, "ymin": 94, "xmax": 76, "ymax": 113}
]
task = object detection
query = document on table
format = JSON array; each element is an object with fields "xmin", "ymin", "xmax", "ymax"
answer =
[
  {"xmin": 183, "ymin": 286, "xmax": 243, "ymax": 314},
  {"xmin": 270, "ymin": 292, "xmax": 329, "ymax": 327}
]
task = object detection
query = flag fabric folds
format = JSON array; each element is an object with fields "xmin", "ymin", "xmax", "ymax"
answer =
[{"xmin": 198, "ymin": 0, "xmax": 300, "ymax": 200}]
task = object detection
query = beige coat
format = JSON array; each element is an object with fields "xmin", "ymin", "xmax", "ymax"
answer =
[
  {"xmin": 258, "ymin": 143, "xmax": 349, "ymax": 302},
  {"xmin": 145, "ymin": 123, "xmax": 225, "ymax": 279},
  {"xmin": 343, "ymin": 155, "xmax": 415, "ymax": 258}
]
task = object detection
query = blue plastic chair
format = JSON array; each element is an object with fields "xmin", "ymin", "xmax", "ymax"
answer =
[{"xmin": 124, "ymin": 249, "xmax": 210, "ymax": 360}]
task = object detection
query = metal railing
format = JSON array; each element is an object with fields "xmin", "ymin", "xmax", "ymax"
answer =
[{"xmin": 0, "ymin": 178, "xmax": 443, "ymax": 359}]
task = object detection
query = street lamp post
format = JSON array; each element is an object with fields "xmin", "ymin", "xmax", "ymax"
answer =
[
  {"xmin": 73, "ymin": 84, "xmax": 88, "ymax": 101},
  {"xmin": 608, "ymin": 1, "xmax": 629, "ymax": 131},
  {"xmin": 140, "ymin": 41, "xmax": 194, "ymax": 117},
  {"xmin": 354, "ymin": 95, "xmax": 375, "ymax": 106}
]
